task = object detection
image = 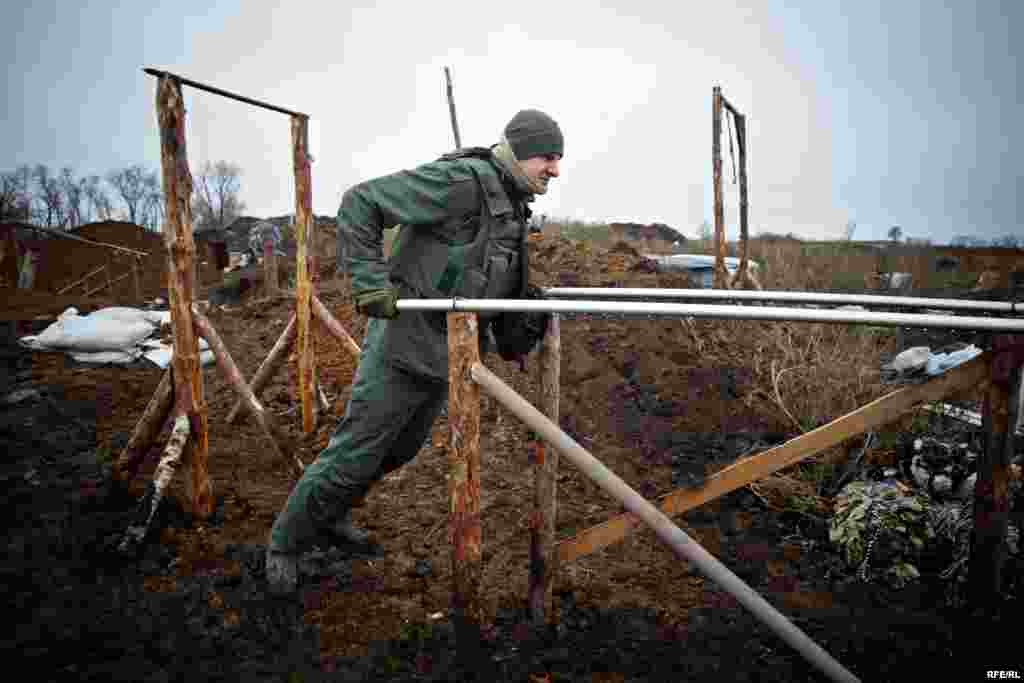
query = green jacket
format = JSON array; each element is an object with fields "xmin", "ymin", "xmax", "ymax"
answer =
[{"xmin": 338, "ymin": 149, "xmax": 532, "ymax": 380}]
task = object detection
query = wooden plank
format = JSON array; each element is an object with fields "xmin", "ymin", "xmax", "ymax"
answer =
[
  {"xmin": 57, "ymin": 264, "xmax": 106, "ymax": 294},
  {"xmin": 529, "ymin": 313, "xmax": 561, "ymax": 623},
  {"xmin": 291, "ymin": 114, "xmax": 316, "ymax": 434},
  {"xmin": 155, "ymin": 74, "xmax": 212, "ymax": 519},
  {"xmin": 447, "ymin": 312, "xmax": 483, "ymax": 636},
  {"xmin": 557, "ymin": 351, "xmax": 992, "ymax": 565}
]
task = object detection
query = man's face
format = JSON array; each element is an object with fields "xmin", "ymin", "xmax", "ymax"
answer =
[{"xmin": 520, "ymin": 154, "xmax": 562, "ymax": 193}]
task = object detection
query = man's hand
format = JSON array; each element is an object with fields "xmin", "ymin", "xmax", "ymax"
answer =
[{"xmin": 354, "ymin": 288, "xmax": 400, "ymax": 319}]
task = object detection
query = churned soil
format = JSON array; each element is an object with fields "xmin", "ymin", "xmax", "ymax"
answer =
[{"xmin": 3, "ymin": 237, "xmax": 1020, "ymax": 682}]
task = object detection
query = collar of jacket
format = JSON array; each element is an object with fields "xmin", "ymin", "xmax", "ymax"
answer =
[{"xmin": 490, "ymin": 140, "xmax": 541, "ymax": 199}]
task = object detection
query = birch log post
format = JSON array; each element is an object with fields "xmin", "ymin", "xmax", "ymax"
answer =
[
  {"xmin": 292, "ymin": 114, "xmax": 316, "ymax": 434},
  {"xmin": 112, "ymin": 368, "xmax": 174, "ymax": 483},
  {"xmin": 192, "ymin": 307, "xmax": 303, "ymax": 475},
  {"xmin": 529, "ymin": 313, "xmax": 561, "ymax": 624},
  {"xmin": 312, "ymin": 295, "xmax": 361, "ymax": 358},
  {"xmin": 226, "ymin": 314, "xmax": 297, "ymax": 424},
  {"xmin": 155, "ymin": 74, "xmax": 212, "ymax": 518},
  {"xmin": 119, "ymin": 414, "xmax": 190, "ymax": 554},
  {"xmin": 447, "ymin": 312, "xmax": 484, "ymax": 659},
  {"xmin": 712, "ymin": 86, "xmax": 728, "ymax": 290}
]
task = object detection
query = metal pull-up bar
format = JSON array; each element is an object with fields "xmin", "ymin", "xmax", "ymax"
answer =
[{"xmin": 142, "ymin": 68, "xmax": 307, "ymax": 117}]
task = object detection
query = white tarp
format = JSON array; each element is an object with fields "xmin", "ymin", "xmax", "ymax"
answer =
[
  {"xmin": 641, "ymin": 254, "xmax": 761, "ymax": 288},
  {"xmin": 18, "ymin": 306, "xmax": 213, "ymax": 367}
]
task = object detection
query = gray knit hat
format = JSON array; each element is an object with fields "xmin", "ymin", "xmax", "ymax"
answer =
[{"xmin": 504, "ymin": 109, "xmax": 564, "ymax": 161}]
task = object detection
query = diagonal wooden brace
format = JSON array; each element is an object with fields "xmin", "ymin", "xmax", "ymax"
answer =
[
  {"xmin": 226, "ymin": 314, "xmax": 297, "ymax": 424},
  {"xmin": 112, "ymin": 367, "xmax": 174, "ymax": 483}
]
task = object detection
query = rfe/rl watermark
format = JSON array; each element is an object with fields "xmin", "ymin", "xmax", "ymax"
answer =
[{"xmin": 987, "ymin": 672, "xmax": 1021, "ymax": 679}]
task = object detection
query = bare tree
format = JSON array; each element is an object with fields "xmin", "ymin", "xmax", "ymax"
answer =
[
  {"xmin": 192, "ymin": 160, "xmax": 245, "ymax": 232},
  {"xmin": 887, "ymin": 225, "xmax": 903, "ymax": 242},
  {"xmin": 1, "ymin": 166, "xmax": 33, "ymax": 221},
  {"xmin": 107, "ymin": 164, "xmax": 159, "ymax": 225},
  {"xmin": 33, "ymin": 164, "xmax": 68, "ymax": 228},
  {"xmin": 59, "ymin": 167, "xmax": 86, "ymax": 228},
  {"xmin": 843, "ymin": 220, "xmax": 857, "ymax": 240},
  {"xmin": 142, "ymin": 184, "xmax": 164, "ymax": 232},
  {"xmin": 82, "ymin": 174, "xmax": 114, "ymax": 222}
]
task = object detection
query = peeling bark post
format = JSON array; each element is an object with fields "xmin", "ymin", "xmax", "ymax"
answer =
[
  {"xmin": 264, "ymin": 238, "xmax": 278, "ymax": 296},
  {"xmin": 712, "ymin": 85, "xmax": 729, "ymax": 289},
  {"xmin": 529, "ymin": 313, "xmax": 561, "ymax": 624},
  {"xmin": 734, "ymin": 111, "xmax": 751, "ymax": 288},
  {"xmin": 192, "ymin": 306, "xmax": 304, "ymax": 476},
  {"xmin": 226, "ymin": 314, "xmax": 297, "ymax": 424},
  {"xmin": 155, "ymin": 74, "xmax": 213, "ymax": 519},
  {"xmin": 113, "ymin": 368, "xmax": 174, "ymax": 483},
  {"xmin": 447, "ymin": 312, "xmax": 483, "ymax": 663},
  {"xmin": 292, "ymin": 114, "xmax": 317, "ymax": 435},
  {"xmin": 970, "ymin": 336, "xmax": 1023, "ymax": 609}
]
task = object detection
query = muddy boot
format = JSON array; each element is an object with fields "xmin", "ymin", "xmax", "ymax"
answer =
[
  {"xmin": 318, "ymin": 511, "xmax": 384, "ymax": 557},
  {"xmin": 265, "ymin": 548, "xmax": 299, "ymax": 596}
]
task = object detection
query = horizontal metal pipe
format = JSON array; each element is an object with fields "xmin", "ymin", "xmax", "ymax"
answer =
[
  {"xmin": 543, "ymin": 287, "xmax": 1021, "ymax": 315},
  {"xmin": 396, "ymin": 298, "xmax": 1024, "ymax": 332},
  {"xmin": 143, "ymin": 68, "xmax": 306, "ymax": 117},
  {"xmin": 470, "ymin": 362, "xmax": 860, "ymax": 683}
]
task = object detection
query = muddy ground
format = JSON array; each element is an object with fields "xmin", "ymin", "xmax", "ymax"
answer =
[{"xmin": 3, "ymin": 238, "xmax": 1022, "ymax": 681}]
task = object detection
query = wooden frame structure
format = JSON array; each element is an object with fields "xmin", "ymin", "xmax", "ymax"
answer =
[
  {"xmin": 113, "ymin": 70, "xmax": 360, "ymax": 535},
  {"xmin": 712, "ymin": 86, "xmax": 759, "ymax": 290}
]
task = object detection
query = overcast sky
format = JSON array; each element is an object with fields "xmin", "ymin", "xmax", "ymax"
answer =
[{"xmin": 3, "ymin": 0, "xmax": 1020, "ymax": 243}]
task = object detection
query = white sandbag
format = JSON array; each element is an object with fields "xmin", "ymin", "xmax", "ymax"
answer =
[
  {"xmin": 88, "ymin": 307, "xmax": 170, "ymax": 327},
  {"xmin": 68, "ymin": 348, "xmax": 144, "ymax": 364},
  {"xmin": 32, "ymin": 314, "xmax": 156, "ymax": 352},
  {"xmin": 888, "ymin": 346, "xmax": 931, "ymax": 373}
]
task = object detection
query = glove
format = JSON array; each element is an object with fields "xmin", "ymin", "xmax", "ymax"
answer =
[{"xmin": 354, "ymin": 287, "xmax": 399, "ymax": 319}]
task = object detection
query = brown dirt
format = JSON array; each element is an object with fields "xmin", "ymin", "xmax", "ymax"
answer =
[{"xmin": 3, "ymin": 234, "xmax": 1019, "ymax": 681}]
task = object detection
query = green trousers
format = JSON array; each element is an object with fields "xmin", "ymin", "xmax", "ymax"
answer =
[{"xmin": 268, "ymin": 318, "xmax": 448, "ymax": 553}]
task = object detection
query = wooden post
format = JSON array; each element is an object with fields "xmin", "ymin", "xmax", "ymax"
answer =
[
  {"xmin": 969, "ymin": 335, "xmax": 1022, "ymax": 609},
  {"xmin": 312, "ymin": 295, "xmax": 361, "ymax": 358},
  {"xmin": 155, "ymin": 74, "xmax": 213, "ymax": 519},
  {"xmin": 447, "ymin": 312, "xmax": 483, "ymax": 660},
  {"xmin": 292, "ymin": 114, "xmax": 316, "ymax": 435},
  {"xmin": 112, "ymin": 368, "xmax": 174, "ymax": 483},
  {"xmin": 192, "ymin": 307, "xmax": 304, "ymax": 475},
  {"xmin": 264, "ymin": 238, "xmax": 278, "ymax": 296},
  {"xmin": 712, "ymin": 86, "xmax": 728, "ymax": 289},
  {"xmin": 734, "ymin": 111, "xmax": 752, "ymax": 288},
  {"xmin": 226, "ymin": 314, "xmax": 297, "ymax": 424},
  {"xmin": 529, "ymin": 314, "xmax": 561, "ymax": 623},
  {"xmin": 132, "ymin": 255, "xmax": 142, "ymax": 301},
  {"xmin": 444, "ymin": 66, "xmax": 462, "ymax": 150}
]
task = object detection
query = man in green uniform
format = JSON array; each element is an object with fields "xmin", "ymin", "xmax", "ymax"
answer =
[{"xmin": 267, "ymin": 110, "xmax": 564, "ymax": 594}]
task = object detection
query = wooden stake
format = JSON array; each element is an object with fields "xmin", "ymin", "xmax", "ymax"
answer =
[
  {"xmin": 529, "ymin": 313, "xmax": 561, "ymax": 624},
  {"xmin": 226, "ymin": 314, "xmax": 297, "ymax": 424},
  {"xmin": 312, "ymin": 295, "xmax": 361, "ymax": 358},
  {"xmin": 447, "ymin": 313, "xmax": 483, "ymax": 637},
  {"xmin": 192, "ymin": 307, "xmax": 303, "ymax": 475},
  {"xmin": 155, "ymin": 74, "xmax": 212, "ymax": 519},
  {"xmin": 733, "ymin": 111, "xmax": 754, "ymax": 289},
  {"xmin": 112, "ymin": 367, "xmax": 174, "ymax": 483},
  {"xmin": 712, "ymin": 86, "xmax": 729, "ymax": 289},
  {"xmin": 292, "ymin": 114, "xmax": 316, "ymax": 434},
  {"xmin": 444, "ymin": 66, "xmax": 462, "ymax": 150},
  {"xmin": 969, "ymin": 336, "xmax": 1022, "ymax": 608},
  {"xmin": 557, "ymin": 351, "xmax": 991, "ymax": 565}
]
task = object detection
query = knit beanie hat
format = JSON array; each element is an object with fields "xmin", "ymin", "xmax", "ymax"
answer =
[{"xmin": 504, "ymin": 109, "xmax": 564, "ymax": 161}]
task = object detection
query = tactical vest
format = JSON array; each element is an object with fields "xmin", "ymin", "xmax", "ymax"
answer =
[{"xmin": 378, "ymin": 149, "xmax": 531, "ymax": 380}]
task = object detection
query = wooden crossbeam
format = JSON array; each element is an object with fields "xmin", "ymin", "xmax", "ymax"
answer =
[{"xmin": 557, "ymin": 352, "xmax": 991, "ymax": 565}]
